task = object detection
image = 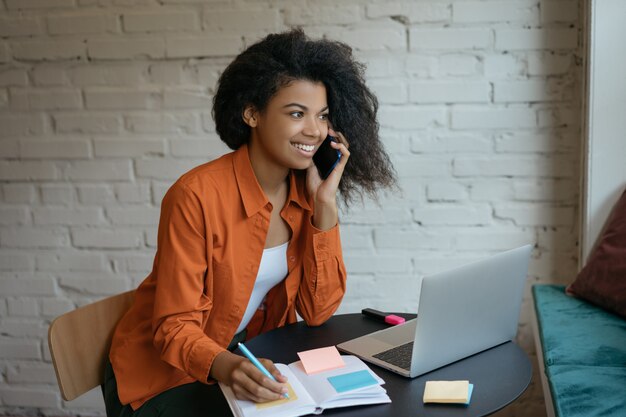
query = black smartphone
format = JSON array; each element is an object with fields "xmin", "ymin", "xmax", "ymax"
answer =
[{"xmin": 313, "ymin": 134, "xmax": 342, "ymax": 179}]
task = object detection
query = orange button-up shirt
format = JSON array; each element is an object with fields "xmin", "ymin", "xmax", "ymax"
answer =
[{"xmin": 109, "ymin": 144, "xmax": 347, "ymax": 409}]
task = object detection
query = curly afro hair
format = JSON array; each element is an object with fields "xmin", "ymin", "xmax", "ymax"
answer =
[{"xmin": 212, "ymin": 28, "xmax": 397, "ymax": 205}]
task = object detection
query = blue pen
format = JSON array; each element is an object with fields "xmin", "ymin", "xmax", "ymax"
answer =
[{"xmin": 238, "ymin": 342, "xmax": 289, "ymax": 399}]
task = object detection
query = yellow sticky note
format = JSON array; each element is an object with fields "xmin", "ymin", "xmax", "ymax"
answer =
[
  {"xmin": 297, "ymin": 346, "xmax": 345, "ymax": 375},
  {"xmin": 255, "ymin": 384, "xmax": 297, "ymax": 409},
  {"xmin": 423, "ymin": 380, "xmax": 470, "ymax": 404}
]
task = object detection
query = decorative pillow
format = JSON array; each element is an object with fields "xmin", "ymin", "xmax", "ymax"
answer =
[{"xmin": 567, "ymin": 188, "xmax": 626, "ymax": 318}]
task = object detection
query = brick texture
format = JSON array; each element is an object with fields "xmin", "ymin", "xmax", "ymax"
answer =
[{"xmin": 0, "ymin": 1, "xmax": 583, "ymax": 416}]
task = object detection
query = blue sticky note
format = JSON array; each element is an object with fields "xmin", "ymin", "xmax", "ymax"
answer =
[
  {"xmin": 327, "ymin": 370, "xmax": 378, "ymax": 393},
  {"xmin": 466, "ymin": 384, "xmax": 474, "ymax": 405}
]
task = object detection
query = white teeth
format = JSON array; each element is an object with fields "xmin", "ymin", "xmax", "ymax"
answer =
[{"xmin": 293, "ymin": 143, "xmax": 314, "ymax": 152}]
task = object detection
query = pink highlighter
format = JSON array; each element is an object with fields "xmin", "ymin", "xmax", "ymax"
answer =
[{"xmin": 361, "ymin": 308, "xmax": 406, "ymax": 326}]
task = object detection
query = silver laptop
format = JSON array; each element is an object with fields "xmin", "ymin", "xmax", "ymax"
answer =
[{"xmin": 337, "ymin": 245, "xmax": 532, "ymax": 378}]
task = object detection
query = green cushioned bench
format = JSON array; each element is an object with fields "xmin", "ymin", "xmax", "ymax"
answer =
[{"xmin": 531, "ymin": 284, "xmax": 626, "ymax": 417}]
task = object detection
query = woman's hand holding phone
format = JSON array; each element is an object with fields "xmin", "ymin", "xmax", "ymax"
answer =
[{"xmin": 306, "ymin": 128, "xmax": 350, "ymax": 231}]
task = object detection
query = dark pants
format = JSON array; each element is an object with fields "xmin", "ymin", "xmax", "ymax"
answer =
[{"xmin": 104, "ymin": 330, "xmax": 246, "ymax": 417}]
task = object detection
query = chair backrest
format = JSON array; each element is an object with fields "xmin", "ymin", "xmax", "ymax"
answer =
[{"xmin": 48, "ymin": 290, "xmax": 135, "ymax": 401}]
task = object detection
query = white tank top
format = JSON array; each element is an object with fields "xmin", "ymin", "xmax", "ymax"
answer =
[{"xmin": 235, "ymin": 241, "xmax": 289, "ymax": 333}]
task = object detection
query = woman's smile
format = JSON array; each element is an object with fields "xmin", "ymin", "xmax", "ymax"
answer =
[{"xmin": 291, "ymin": 141, "xmax": 316, "ymax": 155}]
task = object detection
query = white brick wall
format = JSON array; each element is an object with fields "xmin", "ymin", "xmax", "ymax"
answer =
[{"xmin": 0, "ymin": 1, "xmax": 583, "ymax": 416}]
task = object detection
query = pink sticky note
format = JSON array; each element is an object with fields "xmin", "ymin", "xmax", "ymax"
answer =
[{"xmin": 297, "ymin": 346, "xmax": 346, "ymax": 375}]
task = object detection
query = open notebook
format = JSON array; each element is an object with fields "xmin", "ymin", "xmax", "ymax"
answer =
[{"xmin": 219, "ymin": 355, "xmax": 390, "ymax": 417}]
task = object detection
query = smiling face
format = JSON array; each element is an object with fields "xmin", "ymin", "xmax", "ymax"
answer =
[{"xmin": 245, "ymin": 79, "xmax": 329, "ymax": 181}]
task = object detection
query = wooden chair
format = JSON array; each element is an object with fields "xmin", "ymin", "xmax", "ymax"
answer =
[{"xmin": 48, "ymin": 290, "xmax": 135, "ymax": 401}]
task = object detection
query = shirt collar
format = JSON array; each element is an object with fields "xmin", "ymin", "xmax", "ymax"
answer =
[{"xmin": 233, "ymin": 144, "xmax": 312, "ymax": 217}]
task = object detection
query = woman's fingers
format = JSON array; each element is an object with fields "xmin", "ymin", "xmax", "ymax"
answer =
[
  {"xmin": 334, "ymin": 131, "xmax": 350, "ymax": 149},
  {"xmin": 210, "ymin": 351, "xmax": 288, "ymax": 403},
  {"xmin": 260, "ymin": 358, "xmax": 288, "ymax": 383},
  {"xmin": 327, "ymin": 136, "xmax": 350, "ymax": 180},
  {"xmin": 232, "ymin": 359, "xmax": 288, "ymax": 402}
]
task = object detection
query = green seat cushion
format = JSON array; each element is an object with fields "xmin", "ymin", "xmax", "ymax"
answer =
[
  {"xmin": 533, "ymin": 284, "xmax": 626, "ymax": 367},
  {"xmin": 547, "ymin": 365, "xmax": 626, "ymax": 417},
  {"xmin": 533, "ymin": 284, "xmax": 626, "ymax": 417}
]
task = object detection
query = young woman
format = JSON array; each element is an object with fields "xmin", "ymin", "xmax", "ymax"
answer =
[{"xmin": 104, "ymin": 28, "xmax": 396, "ymax": 416}]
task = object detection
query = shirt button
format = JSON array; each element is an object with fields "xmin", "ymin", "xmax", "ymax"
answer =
[
  {"xmin": 289, "ymin": 256, "xmax": 296, "ymax": 262},
  {"xmin": 289, "ymin": 215, "xmax": 294, "ymax": 221}
]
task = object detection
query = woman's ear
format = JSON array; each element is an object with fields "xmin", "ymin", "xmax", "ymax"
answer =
[{"xmin": 242, "ymin": 106, "xmax": 258, "ymax": 128}]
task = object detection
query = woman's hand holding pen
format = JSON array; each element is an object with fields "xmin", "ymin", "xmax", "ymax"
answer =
[
  {"xmin": 307, "ymin": 129, "xmax": 350, "ymax": 231},
  {"xmin": 210, "ymin": 351, "xmax": 289, "ymax": 403}
]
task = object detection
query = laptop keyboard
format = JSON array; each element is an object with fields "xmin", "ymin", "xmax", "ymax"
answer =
[{"xmin": 372, "ymin": 342, "xmax": 414, "ymax": 370}]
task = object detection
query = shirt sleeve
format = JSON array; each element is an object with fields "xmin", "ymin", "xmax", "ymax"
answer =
[
  {"xmin": 296, "ymin": 215, "xmax": 347, "ymax": 326},
  {"xmin": 150, "ymin": 181, "xmax": 225, "ymax": 383}
]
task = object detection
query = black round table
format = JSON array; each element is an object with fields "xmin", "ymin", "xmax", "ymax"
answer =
[{"xmin": 206, "ymin": 313, "xmax": 532, "ymax": 417}]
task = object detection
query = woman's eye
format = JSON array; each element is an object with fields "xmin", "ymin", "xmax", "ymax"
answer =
[
  {"xmin": 319, "ymin": 113, "xmax": 329, "ymax": 121},
  {"xmin": 290, "ymin": 111, "xmax": 304, "ymax": 118}
]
